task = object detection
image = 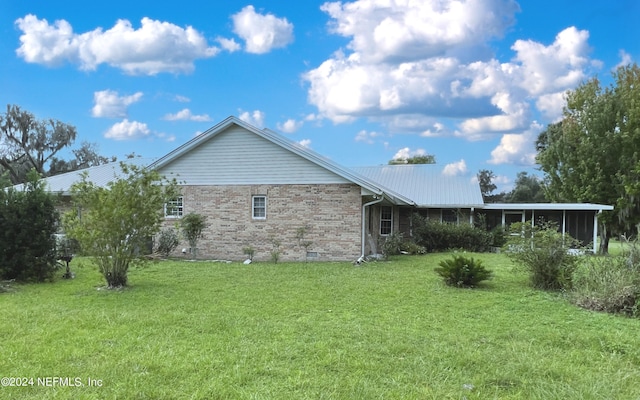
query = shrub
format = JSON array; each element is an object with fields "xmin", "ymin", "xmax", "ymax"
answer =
[
  {"xmin": 155, "ymin": 228, "xmax": 180, "ymax": 258},
  {"xmin": 382, "ymin": 232, "xmax": 405, "ymax": 256},
  {"xmin": 180, "ymin": 213, "xmax": 207, "ymax": 259},
  {"xmin": 572, "ymin": 256, "xmax": 640, "ymax": 316},
  {"xmin": 0, "ymin": 171, "xmax": 59, "ymax": 282},
  {"xmin": 411, "ymin": 213, "xmax": 492, "ymax": 252},
  {"xmin": 435, "ymin": 255, "xmax": 493, "ymax": 287},
  {"xmin": 505, "ymin": 221, "xmax": 581, "ymax": 291}
]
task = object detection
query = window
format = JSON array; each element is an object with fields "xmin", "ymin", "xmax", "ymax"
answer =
[
  {"xmin": 380, "ymin": 206, "xmax": 392, "ymax": 235},
  {"xmin": 442, "ymin": 209, "xmax": 458, "ymax": 224},
  {"xmin": 164, "ymin": 196, "xmax": 183, "ymax": 218},
  {"xmin": 252, "ymin": 196, "xmax": 267, "ymax": 219}
]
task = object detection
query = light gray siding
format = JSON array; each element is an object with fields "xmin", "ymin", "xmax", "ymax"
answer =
[{"xmin": 157, "ymin": 125, "xmax": 350, "ymax": 185}]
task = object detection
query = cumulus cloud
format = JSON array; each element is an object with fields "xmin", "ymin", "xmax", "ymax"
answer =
[
  {"xmin": 488, "ymin": 122, "xmax": 543, "ymax": 165},
  {"xmin": 231, "ymin": 6, "xmax": 294, "ymax": 54},
  {"xmin": 163, "ymin": 108, "xmax": 211, "ymax": 122},
  {"xmin": 298, "ymin": 139, "xmax": 312, "ymax": 148},
  {"xmin": 304, "ymin": 0, "xmax": 601, "ymax": 154},
  {"xmin": 238, "ymin": 109, "xmax": 266, "ymax": 128},
  {"xmin": 92, "ymin": 90, "xmax": 143, "ymax": 118},
  {"xmin": 615, "ymin": 50, "xmax": 633, "ymax": 70},
  {"xmin": 104, "ymin": 119, "xmax": 151, "ymax": 140},
  {"xmin": 392, "ymin": 147, "xmax": 427, "ymax": 161},
  {"xmin": 443, "ymin": 159, "xmax": 467, "ymax": 176},
  {"xmin": 277, "ymin": 118, "xmax": 303, "ymax": 133},
  {"xmin": 15, "ymin": 14, "xmax": 219, "ymax": 75},
  {"xmin": 216, "ymin": 37, "xmax": 241, "ymax": 52},
  {"xmin": 355, "ymin": 130, "xmax": 384, "ymax": 144}
]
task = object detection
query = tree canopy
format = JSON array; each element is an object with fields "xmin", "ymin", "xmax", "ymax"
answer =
[
  {"xmin": 63, "ymin": 163, "xmax": 180, "ymax": 288},
  {"xmin": 389, "ymin": 154, "xmax": 436, "ymax": 165},
  {"xmin": 0, "ymin": 105, "xmax": 113, "ymax": 184},
  {"xmin": 536, "ymin": 63, "xmax": 640, "ymax": 251}
]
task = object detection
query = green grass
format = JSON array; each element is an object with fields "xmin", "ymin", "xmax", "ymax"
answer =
[{"xmin": 1, "ymin": 253, "xmax": 640, "ymax": 399}]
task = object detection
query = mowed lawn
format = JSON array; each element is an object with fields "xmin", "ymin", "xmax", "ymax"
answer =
[{"xmin": 2, "ymin": 253, "xmax": 640, "ymax": 399}]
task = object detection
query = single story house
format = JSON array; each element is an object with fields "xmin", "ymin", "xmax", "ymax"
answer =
[{"xmin": 25, "ymin": 116, "xmax": 613, "ymax": 260}]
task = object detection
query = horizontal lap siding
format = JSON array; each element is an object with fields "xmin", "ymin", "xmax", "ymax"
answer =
[{"xmin": 157, "ymin": 126, "xmax": 350, "ymax": 185}]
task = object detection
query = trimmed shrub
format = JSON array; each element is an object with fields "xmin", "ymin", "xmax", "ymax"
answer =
[
  {"xmin": 572, "ymin": 256, "xmax": 640, "ymax": 316},
  {"xmin": 435, "ymin": 255, "xmax": 493, "ymax": 287},
  {"xmin": 155, "ymin": 228, "xmax": 180, "ymax": 258},
  {"xmin": 505, "ymin": 222, "xmax": 581, "ymax": 291},
  {"xmin": 0, "ymin": 171, "xmax": 59, "ymax": 282},
  {"xmin": 411, "ymin": 214, "xmax": 492, "ymax": 252}
]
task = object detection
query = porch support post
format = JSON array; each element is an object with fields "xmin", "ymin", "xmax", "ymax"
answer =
[
  {"xmin": 593, "ymin": 211, "xmax": 599, "ymax": 254},
  {"xmin": 531, "ymin": 209, "xmax": 535, "ymax": 228},
  {"xmin": 562, "ymin": 209, "xmax": 567, "ymax": 244}
]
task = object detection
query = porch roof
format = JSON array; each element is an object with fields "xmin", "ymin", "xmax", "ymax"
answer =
[{"xmin": 481, "ymin": 203, "xmax": 614, "ymax": 211}]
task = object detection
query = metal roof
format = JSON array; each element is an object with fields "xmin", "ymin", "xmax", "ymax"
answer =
[
  {"xmin": 10, "ymin": 158, "xmax": 152, "ymax": 195},
  {"xmin": 481, "ymin": 203, "xmax": 614, "ymax": 211},
  {"xmin": 352, "ymin": 165, "xmax": 484, "ymax": 207}
]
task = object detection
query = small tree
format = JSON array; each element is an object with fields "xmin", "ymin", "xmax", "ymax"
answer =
[
  {"xmin": 180, "ymin": 213, "xmax": 207, "ymax": 259},
  {"xmin": 0, "ymin": 170, "xmax": 59, "ymax": 281},
  {"xmin": 505, "ymin": 221, "xmax": 581, "ymax": 290},
  {"xmin": 64, "ymin": 163, "xmax": 179, "ymax": 288}
]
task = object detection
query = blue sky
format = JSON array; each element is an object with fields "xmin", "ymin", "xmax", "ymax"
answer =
[{"xmin": 1, "ymin": 0, "xmax": 637, "ymax": 191}]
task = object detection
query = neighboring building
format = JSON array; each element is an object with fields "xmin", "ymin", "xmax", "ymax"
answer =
[{"xmin": 27, "ymin": 116, "xmax": 613, "ymax": 260}]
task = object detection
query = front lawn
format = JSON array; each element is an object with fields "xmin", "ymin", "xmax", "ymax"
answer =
[{"xmin": 1, "ymin": 253, "xmax": 639, "ymax": 399}]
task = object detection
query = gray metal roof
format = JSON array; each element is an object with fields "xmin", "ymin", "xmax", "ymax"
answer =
[
  {"xmin": 481, "ymin": 203, "xmax": 614, "ymax": 211},
  {"xmin": 11, "ymin": 158, "xmax": 152, "ymax": 195},
  {"xmin": 352, "ymin": 165, "xmax": 484, "ymax": 207}
]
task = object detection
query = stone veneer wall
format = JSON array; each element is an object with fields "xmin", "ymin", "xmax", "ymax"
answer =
[{"xmin": 161, "ymin": 183, "xmax": 363, "ymax": 262}]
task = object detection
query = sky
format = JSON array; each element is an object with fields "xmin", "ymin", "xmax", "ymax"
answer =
[{"xmin": 0, "ymin": 0, "xmax": 637, "ymax": 192}]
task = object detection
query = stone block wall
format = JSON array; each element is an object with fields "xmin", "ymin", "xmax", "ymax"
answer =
[{"xmin": 161, "ymin": 183, "xmax": 362, "ymax": 262}]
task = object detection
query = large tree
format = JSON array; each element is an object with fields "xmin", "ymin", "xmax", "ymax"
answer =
[
  {"xmin": 477, "ymin": 169, "xmax": 506, "ymax": 203},
  {"xmin": 504, "ymin": 172, "xmax": 546, "ymax": 203},
  {"xmin": 63, "ymin": 163, "xmax": 180, "ymax": 288},
  {"xmin": 536, "ymin": 63, "xmax": 640, "ymax": 253},
  {"xmin": 0, "ymin": 105, "xmax": 112, "ymax": 184}
]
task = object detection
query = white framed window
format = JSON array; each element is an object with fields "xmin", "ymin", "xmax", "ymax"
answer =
[
  {"xmin": 380, "ymin": 206, "xmax": 392, "ymax": 235},
  {"xmin": 252, "ymin": 195, "xmax": 267, "ymax": 219},
  {"xmin": 164, "ymin": 196, "xmax": 183, "ymax": 218}
]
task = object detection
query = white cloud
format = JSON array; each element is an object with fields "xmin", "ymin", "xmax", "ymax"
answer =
[
  {"xmin": 238, "ymin": 109, "xmax": 266, "ymax": 128},
  {"xmin": 277, "ymin": 118, "xmax": 303, "ymax": 133},
  {"xmin": 92, "ymin": 90, "xmax": 143, "ymax": 118},
  {"xmin": 231, "ymin": 6, "xmax": 293, "ymax": 54},
  {"xmin": 15, "ymin": 14, "xmax": 219, "ymax": 75},
  {"xmin": 392, "ymin": 147, "xmax": 427, "ymax": 161},
  {"xmin": 104, "ymin": 119, "xmax": 151, "ymax": 140},
  {"xmin": 614, "ymin": 49, "xmax": 633, "ymax": 70},
  {"xmin": 163, "ymin": 108, "xmax": 211, "ymax": 122},
  {"xmin": 216, "ymin": 36, "xmax": 241, "ymax": 52},
  {"xmin": 488, "ymin": 122, "xmax": 543, "ymax": 165},
  {"xmin": 443, "ymin": 159, "xmax": 467, "ymax": 176},
  {"xmin": 511, "ymin": 27, "xmax": 593, "ymax": 96},
  {"xmin": 354, "ymin": 130, "xmax": 383, "ymax": 144},
  {"xmin": 174, "ymin": 95, "xmax": 190, "ymax": 102},
  {"xmin": 298, "ymin": 139, "xmax": 312, "ymax": 148},
  {"xmin": 304, "ymin": 1, "xmax": 601, "ymax": 146}
]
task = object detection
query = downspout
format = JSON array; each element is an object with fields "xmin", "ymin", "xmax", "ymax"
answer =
[{"xmin": 362, "ymin": 195, "xmax": 385, "ymax": 257}]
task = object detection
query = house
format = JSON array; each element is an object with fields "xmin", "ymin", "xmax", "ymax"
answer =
[{"xmin": 26, "ymin": 116, "xmax": 613, "ymax": 260}]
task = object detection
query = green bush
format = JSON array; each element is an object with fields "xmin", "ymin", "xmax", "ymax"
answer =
[
  {"xmin": 411, "ymin": 214, "xmax": 492, "ymax": 252},
  {"xmin": 435, "ymin": 255, "xmax": 493, "ymax": 287},
  {"xmin": 505, "ymin": 222, "xmax": 581, "ymax": 291},
  {"xmin": 0, "ymin": 171, "xmax": 59, "ymax": 282},
  {"xmin": 572, "ymin": 256, "xmax": 640, "ymax": 316},
  {"xmin": 155, "ymin": 227, "xmax": 180, "ymax": 258}
]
